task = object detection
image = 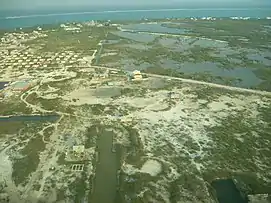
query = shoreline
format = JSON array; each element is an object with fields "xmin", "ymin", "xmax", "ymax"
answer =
[{"xmin": 0, "ymin": 8, "xmax": 271, "ymax": 31}]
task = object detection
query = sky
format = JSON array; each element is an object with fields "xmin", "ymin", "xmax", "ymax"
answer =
[{"xmin": 0, "ymin": 0, "xmax": 270, "ymax": 10}]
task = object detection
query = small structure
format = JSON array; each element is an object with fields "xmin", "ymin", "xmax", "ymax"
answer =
[
  {"xmin": 132, "ymin": 70, "xmax": 143, "ymax": 80},
  {"xmin": 168, "ymin": 92, "xmax": 179, "ymax": 100},
  {"xmin": 71, "ymin": 164, "xmax": 84, "ymax": 172},
  {"xmin": 73, "ymin": 145, "xmax": 85, "ymax": 158},
  {"xmin": 110, "ymin": 70, "xmax": 118, "ymax": 74}
]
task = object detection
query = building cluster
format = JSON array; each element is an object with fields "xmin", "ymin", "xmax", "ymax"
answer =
[
  {"xmin": 168, "ymin": 91, "xmax": 180, "ymax": 102},
  {"xmin": 60, "ymin": 24, "xmax": 82, "ymax": 33},
  {"xmin": 60, "ymin": 21, "xmax": 109, "ymax": 32},
  {"xmin": 0, "ymin": 50, "xmax": 84, "ymax": 71},
  {"xmin": 0, "ymin": 30, "xmax": 47, "ymax": 45}
]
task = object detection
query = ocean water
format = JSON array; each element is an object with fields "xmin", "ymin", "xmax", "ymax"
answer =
[{"xmin": 0, "ymin": 6, "xmax": 271, "ymax": 30}]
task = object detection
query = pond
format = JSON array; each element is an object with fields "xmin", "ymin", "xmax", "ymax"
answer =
[
  {"xmin": 102, "ymin": 39, "xmax": 121, "ymax": 45},
  {"xmin": 159, "ymin": 37, "xmax": 180, "ymax": 47},
  {"xmin": 112, "ymin": 31, "xmax": 156, "ymax": 43},
  {"xmin": 192, "ymin": 38, "xmax": 228, "ymax": 49},
  {"xmin": 120, "ymin": 59, "xmax": 151, "ymax": 71},
  {"xmin": 175, "ymin": 61, "xmax": 262, "ymax": 88},
  {"xmin": 211, "ymin": 179, "xmax": 248, "ymax": 203},
  {"xmin": 121, "ymin": 22, "xmax": 188, "ymax": 34},
  {"xmin": 0, "ymin": 115, "xmax": 60, "ymax": 122},
  {"xmin": 159, "ymin": 37, "xmax": 229, "ymax": 52},
  {"xmin": 247, "ymin": 52, "xmax": 271, "ymax": 66},
  {"xmin": 121, "ymin": 44, "xmax": 151, "ymax": 50}
]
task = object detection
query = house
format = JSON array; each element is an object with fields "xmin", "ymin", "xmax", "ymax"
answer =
[
  {"xmin": 169, "ymin": 92, "xmax": 179, "ymax": 100},
  {"xmin": 132, "ymin": 70, "xmax": 143, "ymax": 80},
  {"xmin": 73, "ymin": 145, "xmax": 85, "ymax": 155}
]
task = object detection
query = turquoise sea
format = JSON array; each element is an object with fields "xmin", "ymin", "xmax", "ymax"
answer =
[{"xmin": 0, "ymin": 5, "xmax": 271, "ymax": 29}]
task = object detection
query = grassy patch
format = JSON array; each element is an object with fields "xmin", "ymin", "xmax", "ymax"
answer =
[
  {"xmin": 201, "ymin": 106, "xmax": 271, "ymax": 194},
  {"xmin": 43, "ymin": 126, "xmax": 54, "ymax": 142},
  {"xmin": 123, "ymin": 126, "xmax": 144, "ymax": 166},
  {"xmin": 85, "ymin": 124, "xmax": 100, "ymax": 149},
  {"xmin": 0, "ymin": 121, "xmax": 25, "ymax": 136},
  {"xmin": 68, "ymin": 172, "xmax": 88, "ymax": 202},
  {"xmin": 57, "ymin": 153, "xmax": 66, "ymax": 165},
  {"xmin": 12, "ymin": 134, "xmax": 46, "ymax": 185},
  {"xmin": 0, "ymin": 100, "xmax": 32, "ymax": 115}
]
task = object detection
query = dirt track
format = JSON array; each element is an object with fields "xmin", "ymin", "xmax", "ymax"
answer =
[{"xmin": 90, "ymin": 65, "xmax": 271, "ymax": 97}]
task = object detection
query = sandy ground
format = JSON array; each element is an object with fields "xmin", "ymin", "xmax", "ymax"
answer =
[
  {"xmin": 1, "ymin": 75, "xmax": 270, "ymax": 202},
  {"xmin": 140, "ymin": 160, "xmax": 162, "ymax": 176}
]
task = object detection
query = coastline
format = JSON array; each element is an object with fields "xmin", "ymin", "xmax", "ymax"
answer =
[{"xmin": 1, "ymin": 7, "xmax": 271, "ymax": 30}]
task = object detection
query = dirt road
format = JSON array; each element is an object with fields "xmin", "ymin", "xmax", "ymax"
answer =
[{"xmin": 90, "ymin": 65, "xmax": 271, "ymax": 97}]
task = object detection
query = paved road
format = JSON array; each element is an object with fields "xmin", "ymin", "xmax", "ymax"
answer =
[{"xmin": 88, "ymin": 65, "xmax": 271, "ymax": 97}]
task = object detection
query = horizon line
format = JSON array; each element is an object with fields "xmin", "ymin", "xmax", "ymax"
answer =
[{"xmin": 3, "ymin": 7, "xmax": 271, "ymax": 20}]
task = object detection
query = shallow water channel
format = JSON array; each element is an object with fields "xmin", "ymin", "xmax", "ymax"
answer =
[
  {"xmin": 0, "ymin": 82, "xmax": 9, "ymax": 90},
  {"xmin": 121, "ymin": 22, "xmax": 188, "ymax": 34},
  {"xmin": 91, "ymin": 128, "xmax": 118, "ymax": 203},
  {"xmin": 211, "ymin": 179, "xmax": 248, "ymax": 203},
  {"xmin": 0, "ymin": 115, "xmax": 60, "ymax": 122}
]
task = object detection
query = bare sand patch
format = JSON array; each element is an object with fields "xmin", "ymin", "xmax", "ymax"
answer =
[{"xmin": 140, "ymin": 160, "xmax": 162, "ymax": 176}]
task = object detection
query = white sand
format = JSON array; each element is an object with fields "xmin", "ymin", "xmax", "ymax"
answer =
[{"xmin": 140, "ymin": 160, "xmax": 162, "ymax": 176}]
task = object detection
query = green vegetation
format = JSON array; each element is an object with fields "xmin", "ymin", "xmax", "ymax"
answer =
[
  {"xmin": 57, "ymin": 153, "xmax": 66, "ymax": 165},
  {"xmin": 12, "ymin": 134, "xmax": 46, "ymax": 185},
  {"xmin": 185, "ymin": 19, "xmax": 271, "ymax": 48},
  {"xmin": 123, "ymin": 126, "xmax": 144, "ymax": 166},
  {"xmin": 0, "ymin": 121, "xmax": 26, "ymax": 136},
  {"xmin": 42, "ymin": 126, "xmax": 54, "ymax": 142},
  {"xmin": 26, "ymin": 92, "xmax": 74, "ymax": 114},
  {"xmin": 253, "ymin": 68, "xmax": 271, "ymax": 92},
  {"xmin": 85, "ymin": 124, "xmax": 99, "ymax": 148},
  {"xmin": 201, "ymin": 105, "xmax": 271, "ymax": 194},
  {"xmin": 0, "ymin": 99, "xmax": 32, "ymax": 115},
  {"xmin": 96, "ymin": 20, "xmax": 271, "ymax": 91},
  {"xmin": 23, "ymin": 26, "xmax": 116, "ymax": 53},
  {"xmin": 68, "ymin": 172, "xmax": 88, "ymax": 202},
  {"xmin": 1, "ymin": 19, "xmax": 271, "ymax": 203}
]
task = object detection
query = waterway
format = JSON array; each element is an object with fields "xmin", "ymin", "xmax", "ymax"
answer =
[
  {"xmin": 0, "ymin": 115, "xmax": 60, "ymax": 122},
  {"xmin": 120, "ymin": 22, "xmax": 188, "ymax": 34},
  {"xmin": 160, "ymin": 60, "xmax": 262, "ymax": 88},
  {"xmin": 112, "ymin": 31, "xmax": 156, "ymax": 43},
  {"xmin": 90, "ymin": 127, "xmax": 118, "ymax": 203},
  {"xmin": 211, "ymin": 179, "xmax": 248, "ymax": 203}
]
